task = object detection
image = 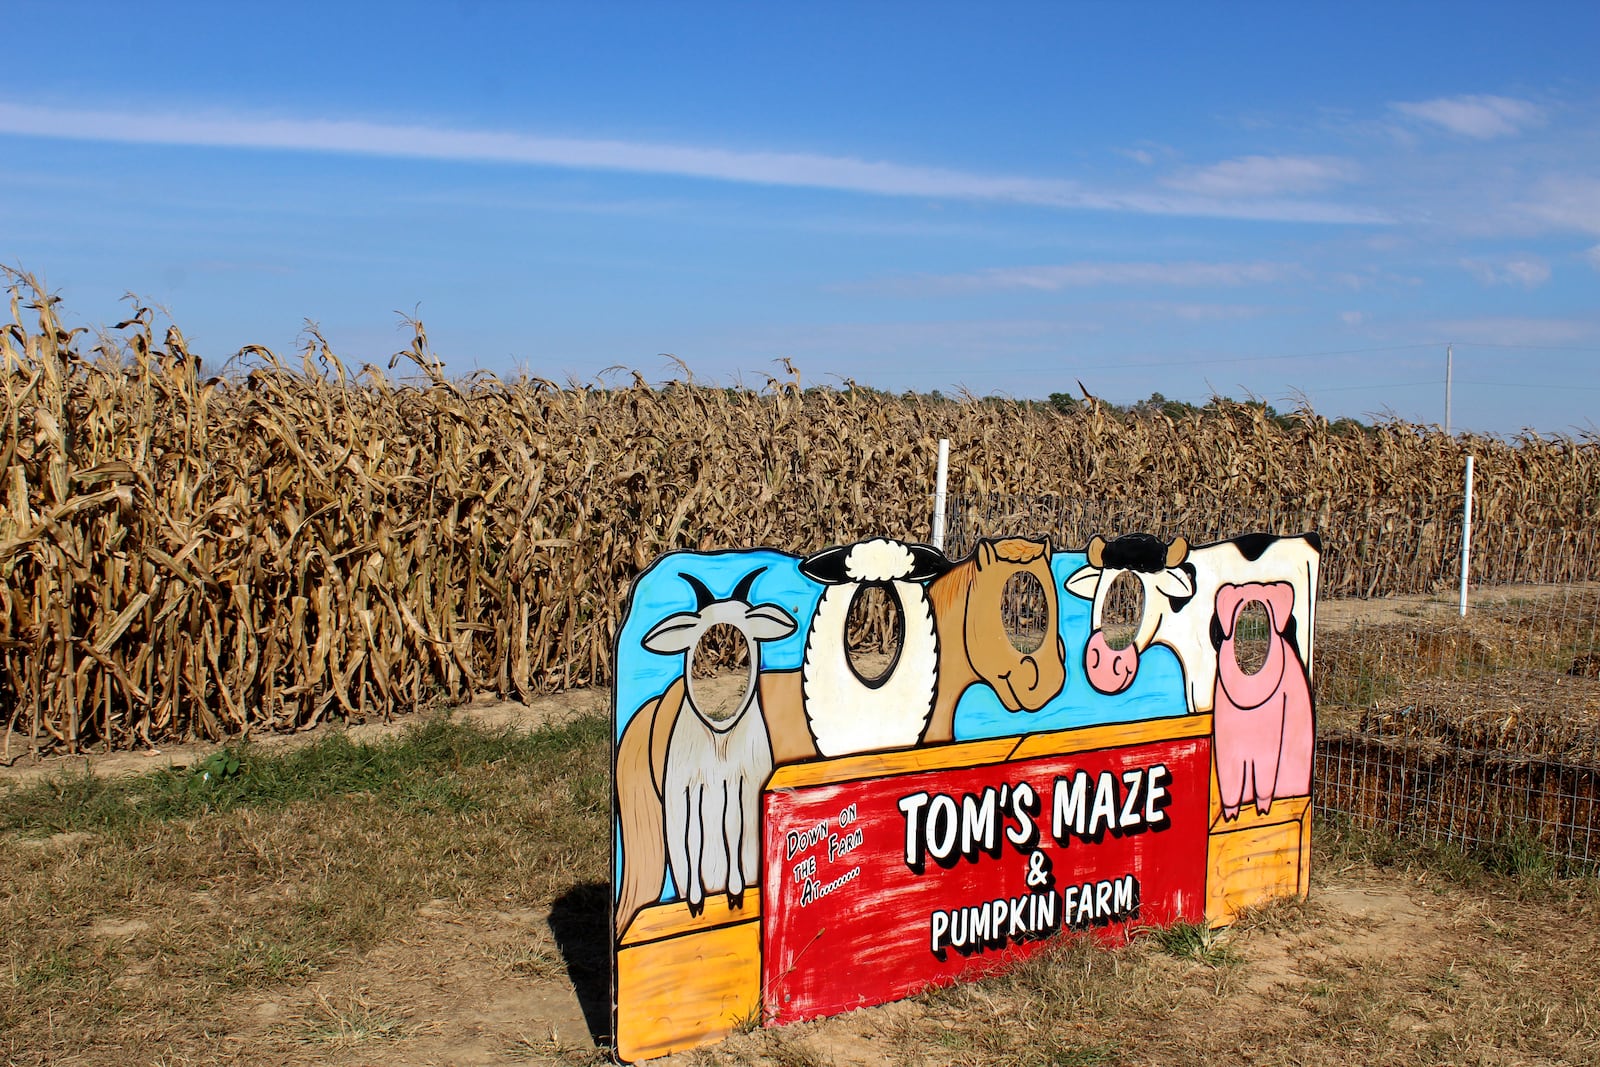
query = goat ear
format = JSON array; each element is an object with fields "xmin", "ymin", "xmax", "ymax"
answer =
[
  {"xmin": 1154, "ymin": 565, "xmax": 1195, "ymax": 600},
  {"xmin": 743, "ymin": 603, "xmax": 798, "ymax": 642},
  {"xmin": 905, "ymin": 544, "xmax": 952, "ymax": 582},
  {"xmin": 799, "ymin": 544, "xmax": 851, "ymax": 584},
  {"xmin": 642, "ymin": 612, "xmax": 702, "ymax": 655},
  {"xmin": 1064, "ymin": 564, "xmax": 1101, "ymax": 600}
]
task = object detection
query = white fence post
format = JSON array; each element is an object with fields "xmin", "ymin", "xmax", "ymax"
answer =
[
  {"xmin": 1459, "ymin": 454, "xmax": 1474, "ymax": 616},
  {"xmin": 931, "ymin": 439, "xmax": 949, "ymax": 550}
]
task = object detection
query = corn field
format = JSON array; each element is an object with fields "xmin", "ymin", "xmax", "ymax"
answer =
[{"xmin": 4, "ymin": 273, "xmax": 1600, "ymax": 754}]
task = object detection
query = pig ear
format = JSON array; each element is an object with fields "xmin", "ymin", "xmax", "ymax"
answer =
[
  {"xmin": 1064, "ymin": 564, "xmax": 1101, "ymax": 600},
  {"xmin": 1264, "ymin": 583, "xmax": 1295, "ymax": 631},
  {"xmin": 1213, "ymin": 585, "xmax": 1245, "ymax": 638},
  {"xmin": 643, "ymin": 612, "xmax": 703, "ymax": 655},
  {"xmin": 743, "ymin": 603, "xmax": 798, "ymax": 642},
  {"xmin": 1154, "ymin": 565, "xmax": 1195, "ymax": 600}
]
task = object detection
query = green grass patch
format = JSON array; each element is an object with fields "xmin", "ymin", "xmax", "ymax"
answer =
[{"xmin": 0, "ymin": 713, "xmax": 609, "ymax": 835}]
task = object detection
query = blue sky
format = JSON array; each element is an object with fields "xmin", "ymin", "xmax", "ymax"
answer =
[{"xmin": 5, "ymin": 2, "xmax": 1599, "ymax": 435}]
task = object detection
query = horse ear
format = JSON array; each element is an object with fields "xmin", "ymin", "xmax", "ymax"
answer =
[
  {"xmin": 976, "ymin": 539, "xmax": 997, "ymax": 571},
  {"xmin": 1086, "ymin": 535, "xmax": 1106, "ymax": 568},
  {"xmin": 1165, "ymin": 536, "xmax": 1189, "ymax": 568},
  {"xmin": 800, "ymin": 544, "xmax": 851, "ymax": 584},
  {"xmin": 905, "ymin": 544, "xmax": 953, "ymax": 582}
]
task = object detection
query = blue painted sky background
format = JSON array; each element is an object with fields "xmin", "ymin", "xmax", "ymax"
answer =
[{"xmin": 5, "ymin": 2, "xmax": 1600, "ymax": 435}]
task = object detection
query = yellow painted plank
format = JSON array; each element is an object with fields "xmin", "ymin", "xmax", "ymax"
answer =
[
  {"xmin": 615, "ymin": 917, "xmax": 761, "ymax": 1063},
  {"xmin": 619, "ymin": 890, "xmax": 761, "ymax": 947},
  {"xmin": 1209, "ymin": 793, "xmax": 1310, "ymax": 833},
  {"xmin": 765, "ymin": 714, "xmax": 1208, "ymax": 791},
  {"xmin": 764, "ymin": 735, "xmax": 1024, "ymax": 789},
  {"xmin": 1205, "ymin": 811, "xmax": 1308, "ymax": 927},
  {"xmin": 1007, "ymin": 713, "xmax": 1212, "ymax": 763}
]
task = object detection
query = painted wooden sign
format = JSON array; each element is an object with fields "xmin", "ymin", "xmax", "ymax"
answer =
[{"xmin": 611, "ymin": 533, "xmax": 1319, "ymax": 1063}]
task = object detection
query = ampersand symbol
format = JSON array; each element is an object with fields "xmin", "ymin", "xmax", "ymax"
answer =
[{"xmin": 1025, "ymin": 849, "xmax": 1051, "ymax": 888}]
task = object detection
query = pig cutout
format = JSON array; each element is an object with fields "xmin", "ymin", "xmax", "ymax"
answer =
[{"xmin": 1212, "ymin": 581, "xmax": 1313, "ymax": 819}]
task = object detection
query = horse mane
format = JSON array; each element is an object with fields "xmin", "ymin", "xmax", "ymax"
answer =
[
  {"xmin": 928, "ymin": 556, "xmax": 976, "ymax": 620},
  {"xmin": 989, "ymin": 537, "xmax": 1049, "ymax": 565}
]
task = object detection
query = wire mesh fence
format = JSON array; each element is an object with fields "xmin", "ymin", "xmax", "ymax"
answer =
[{"xmin": 946, "ymin": 490, "xmax": 1600, "ymax": 871}]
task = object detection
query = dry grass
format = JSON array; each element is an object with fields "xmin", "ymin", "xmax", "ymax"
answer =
[
  {"xmin": 8, "ymin": 696, "xmax": 1600, "ymax": 1066},
  {"xmin": 0, "ymin": 714, "xmax": 609, "ymax": 1066}
]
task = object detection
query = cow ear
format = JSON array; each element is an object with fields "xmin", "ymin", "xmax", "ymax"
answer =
[
  {"xmin": 800, "ymin": 544, "xmax": 851, "ymax": 584},
  {"xmin": 643, "ymin": 612, "xmax": 702, "ymax": 655},
  {"xmin": 1064, "ymin": 564, "xmax": 1101, "ymax": 600},
  {"xmin": 905, "ymin": 544, "xmax": 953, "ymax": 582},
  {"xmin": 743, "ymin": 603, "xmax": 798, "ymax": 642},
  {"xmin": 1154, "ymin": 565, "xmax": 1195, "ymax": 600},
  {"xmin": 1085, "ymin": 535, "xmax": 1106, "ymax": 568},
  {"xmin": 1165, "ymin": 536, "xmax": 1189, "ymax": 568}
]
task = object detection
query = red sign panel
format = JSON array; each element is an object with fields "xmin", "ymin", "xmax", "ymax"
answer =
[{"xmin": 761, "ymin": 735, "xmax": 1211, "ymax": 1024}]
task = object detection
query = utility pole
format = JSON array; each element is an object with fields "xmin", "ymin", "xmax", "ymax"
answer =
[{"xmin": 1444, "ymin": 343, "xmax": 1453, "ymax": 435}]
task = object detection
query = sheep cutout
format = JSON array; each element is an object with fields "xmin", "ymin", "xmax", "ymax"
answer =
[
  {"xmin": 799, "ymin": 538, "xmax": 950, "ymax": 757},
  {"xmin": 641, "ymin": 567, "xmax": 797, "ymax": 916}
]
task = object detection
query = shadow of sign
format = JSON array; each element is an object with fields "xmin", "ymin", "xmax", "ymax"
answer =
[{"xmin": 549, "ymin": 881, "xmax": 612, "ymax": 1047}]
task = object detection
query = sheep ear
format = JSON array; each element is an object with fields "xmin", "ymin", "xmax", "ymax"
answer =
[
  {"xmin": 743, "ymin": 603, "xmax": 798, "ymax": 642},
  {"xmin": 1064, "ymin": 564, "xmax": 1102, "ymax": 600},
  {"xmin": 799, "ymin": 544, "xmax": 851, "ymax": 584},
  {"xmin": 905, "ymin": 544, "xmax": 953, "ymax": 582},
  {"xmin": 643, "ymin": 612, "xmax": 702, "ymax": 655}
]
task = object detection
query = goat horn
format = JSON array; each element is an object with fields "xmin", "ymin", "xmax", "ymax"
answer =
[
  {"xmin": 679, "ymin": 572, "xmax": 715, "ymax": 612},
  {"xmin": 730, "ymin": 566, "xmax": 767, "ymax": 604}
]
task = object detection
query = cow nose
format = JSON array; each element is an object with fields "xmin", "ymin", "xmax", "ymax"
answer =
[{"xmin": 1083, "ymin": 631, "xmax": 1138, "ymax": 695}]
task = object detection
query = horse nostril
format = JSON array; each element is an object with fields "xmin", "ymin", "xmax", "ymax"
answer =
[{"xmin": 1020, "ymin": 655, "xmax": 1039, "ymax": 690}]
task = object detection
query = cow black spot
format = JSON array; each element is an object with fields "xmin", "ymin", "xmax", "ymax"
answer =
[{"xmin": 1102, "ymin": 533, "xmax": 1174, "ymax": 573}]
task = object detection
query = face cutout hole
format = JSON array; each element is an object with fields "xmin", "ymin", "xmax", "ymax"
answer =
[
  {"xmin": 689, "ymin": 622, "xmax": 752, "ymax": 723},
  {"xmin": 1001, "ymin": 571, "xmax": 1048, "ymax": 654},
  {"xmin": 845, "ymin": 583, "xmax": 903, "ymax": 686},
  {"xmin": 1231, "ymin": 601, "xmax": 1273, "ymax": 676},
  {"xmin": 1100, "ymin": 571, "xmax": 1145, "ymax": 651}
]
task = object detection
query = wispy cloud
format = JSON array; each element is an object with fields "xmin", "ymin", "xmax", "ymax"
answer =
[
  {"xmin": 1390, "ymin": 94, "xmax": 1544, "ymax": 139},
  {"xmin": 1586, "ymin": 245, "xmax": 1600, "ymax": 272},
  {"xmin": 879, "ymin": 260, "xmax": 1300, "ymax": 295},
  {"xmin": 1519, "ymin": 176, "xmax": 1600, "ymax": 236},
  {"xmin": 1164, "ymin": 155, "xmax": 1359, "ymax": 197},
  {"xmin": 1429, "ymin": 316, "xmax": 1598, "ymax": 346},
  {"xmin": 0, "ymin": 100, "xmax": 1390, "ymax": 225},
  {"xmin": 1460, "ymin": 254, "xmax": 1551, "ymax": 288}
]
